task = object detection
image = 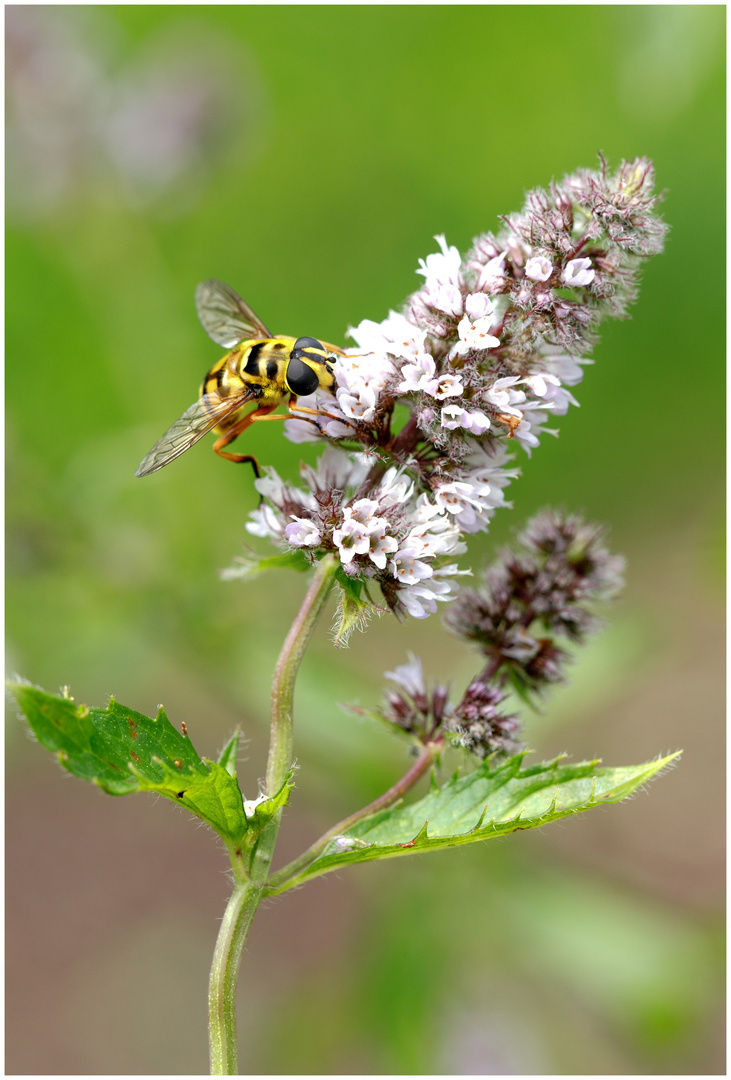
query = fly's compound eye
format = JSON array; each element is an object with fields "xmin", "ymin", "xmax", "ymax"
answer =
[
  {"xmin": 286, "ymin": 355, "xmax": 321, "ymax": 396},
  {"xmin": 292, "ymin": 336, "xmax": 325, "ymax": 356}
]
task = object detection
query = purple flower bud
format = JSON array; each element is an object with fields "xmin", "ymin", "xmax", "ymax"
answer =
[
  {"xmin": 447, "ymin": 680, "xmax": 520, "ymax": 759},
  {"xmin": 444, "ymin": 510, "xmax": 624, "ymax": 696}
]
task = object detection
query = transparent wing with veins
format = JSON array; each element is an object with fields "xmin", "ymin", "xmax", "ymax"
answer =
[
  {"xmin": 195, "ymin": 279, "xmax": 272, "ymax": 347},
  {"xmin": 135, "ymin": 388, "xmax": 258, "ymax": 477}
]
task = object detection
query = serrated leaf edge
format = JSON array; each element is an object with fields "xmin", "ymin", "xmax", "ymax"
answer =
[{"xmin": 275, "ymin": 751, "xmax": 681, "ymax": 890}]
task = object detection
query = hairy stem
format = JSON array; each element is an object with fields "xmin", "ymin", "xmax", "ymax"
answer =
[
  {"xmin": 266, "ymin": 553, "xmax": 339, "ymax": 797},
  {"xmin": 208, "ymin": 882, "xmax": 263, "ymax": 1075},
  {"xmin": 390, "ymin": 412, "xmax": 421, "ymax": 456},
  {"xmin": 266, "ymin": 742, "xmax": 439, "ymax": 894},
  {"xmin": 208, "ymin": 554, "xmax": 337, "ymax": 1074},
  {"xmin": 356, "ymin": 413, "xmax": 423, "ymax": 499}
]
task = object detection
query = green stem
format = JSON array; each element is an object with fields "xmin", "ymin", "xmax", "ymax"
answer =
[
  {"xmin": 208, "ymin": 554, "xmax": 337, "ymax": 1074},
  {"xmin": 266, "ymin": 741, "xmax": 439, "ymax": 894},
  {"xmin": 208, "ymin": 881, "xmax": 262, "ymax": 1075},
  {"xmin": 266, "ymin": 553, "xmax": 339, "ymax": 797}
]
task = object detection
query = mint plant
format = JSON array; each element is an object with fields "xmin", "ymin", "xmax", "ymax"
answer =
[{"xmin": 9, "ymin": 157, "xmax": 679, "ymax": 1076}]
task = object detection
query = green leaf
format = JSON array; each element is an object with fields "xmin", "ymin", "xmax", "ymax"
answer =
[
  {"xmin": 8, "ymin": 682, "xmax": 250, "ymax": 848},
  {"xmin": 331, "ymin": 570, "xmax": 380, "ymax": 646},
  {"xmin": 340, "ymin": 701, "xmax": 419, "ymax": 746},
  {"xmin": 272, "ymin": 751, "xmax": 681, "ymax": 891},
  {"xmin": 217, "ymin": 729, "xmax": 241, "ymax": 776},
  {"xmin": 221, "ymin": 549, "xmax": 311, "ymax": 581}
]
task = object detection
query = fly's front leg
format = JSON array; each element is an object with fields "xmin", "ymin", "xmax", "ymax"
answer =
[{"xmin": 288, "ymin": 395, "xmax": 343, "ymax": 425}]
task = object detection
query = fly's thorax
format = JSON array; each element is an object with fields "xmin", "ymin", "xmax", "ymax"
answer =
[
  {"xmin": 199, "ymin": 338, "xmax": 290, "ymax": 400},
  {"xmin": 235, "ymin": 339, "xmax": 292, "ymax": 391},
  {"xmin": 200, "ymin": 335, "xmax": 336, "ymax": 405}
]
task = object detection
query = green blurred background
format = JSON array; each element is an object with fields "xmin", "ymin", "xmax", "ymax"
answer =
[{"xmin": 6, "ymin": 5, "xmax": 724, "ymax": 1074}]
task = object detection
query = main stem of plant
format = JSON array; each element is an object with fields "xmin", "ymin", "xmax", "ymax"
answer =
[{"xmin": 208, "ymin": 554, "xmax": 338, "ymax": 1075}]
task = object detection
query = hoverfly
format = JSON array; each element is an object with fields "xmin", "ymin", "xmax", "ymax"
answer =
[{"xmin": 135, "ymin": 279, "xmax": 343, "ymax": 478}]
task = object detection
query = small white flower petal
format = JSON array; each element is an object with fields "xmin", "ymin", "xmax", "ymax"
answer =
[
  {"xmin": 464, "ymin": 292, "xmax": 495, "ymax": 320},
  {"xmin": 285, "ymin": 517, "xmax": 322, "ymax": 547},
  {"xmin": 429, "ymin": 373, "xmax": 464, "ymax": 400},
  {"xmin": 562, "ymin": 257, "xmax": 595, "ymax": 287},
  {"xmin": 525, "ymin": 256, "xmax": 553, "ymax": 281}
]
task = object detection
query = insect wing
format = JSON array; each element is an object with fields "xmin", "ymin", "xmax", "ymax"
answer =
[
  {"xmin": 195, "ymin": 279, "xmax": 273, "ymax": 347},
  {"xmin": 135, "ymin": 389, "xmax": 257, "ymax": 476}
]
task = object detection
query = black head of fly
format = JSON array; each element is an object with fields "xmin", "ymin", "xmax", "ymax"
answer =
[{"xmin": 286, "ymin": 337, "xmax": 335, "ymax": 396}]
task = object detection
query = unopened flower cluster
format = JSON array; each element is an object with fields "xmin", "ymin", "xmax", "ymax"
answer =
[
  {"xmin": 246, "ymin": 157, "xmax": 665, "ymax": 621},
  {"xmin": 362, "ymin": 510, "xmax": 623, "ymax": 761},
  {"xmin": 445, "ymin": 509, "xmax": 625, "ymax": 698},
  {"xmin": 379, "ymin": 654, "xmax": 522, "ymax": 760}
]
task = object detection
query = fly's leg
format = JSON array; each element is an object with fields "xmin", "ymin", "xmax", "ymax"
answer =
[
  {"xmin": 212, "ymin": 398, "xmax": 344, "ymax": 485},
  {"xmin": 288, "ymin": 396, "xmax": 343, "ymax": 425},
  {"xmin": 212, "ymin": 404, "xmax": 280, "ymax": 478}
]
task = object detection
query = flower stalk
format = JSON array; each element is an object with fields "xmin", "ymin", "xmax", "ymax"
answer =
[
  {"xmin": 266, "ymin": 553, "xmax": 339, "ymax": 797},
  {"xmin": 208, "ymin": 553, "xmax": 338, "ymax": 1075}
]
